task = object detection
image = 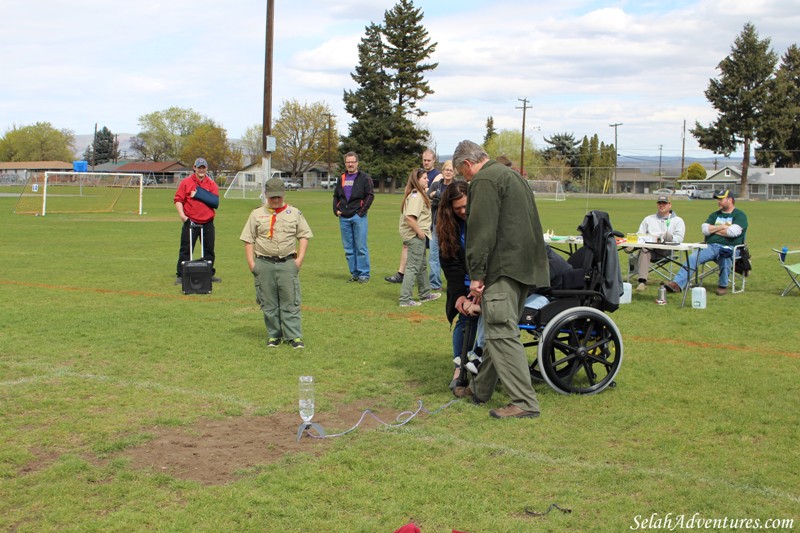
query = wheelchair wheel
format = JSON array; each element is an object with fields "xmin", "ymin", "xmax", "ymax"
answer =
[{"xmin": 537, "ymin": 306, "xmax": 623, "ymax": 395}]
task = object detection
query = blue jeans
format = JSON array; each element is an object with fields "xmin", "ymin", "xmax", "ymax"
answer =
[
  {"xmin": 673, "ymin": 243, "xmax": 733, "ymax": 289},
  {"xmin": 428, "ymin": 222, "xmax": 442, "ymax": 289},
  {"xmin": 339, "ymin": 214, "xmax": 370, "ymax": 279}
]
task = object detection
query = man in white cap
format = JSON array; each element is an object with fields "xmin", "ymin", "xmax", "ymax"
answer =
[
  {"xmin": 174, "ymin": 157, "xmax": 221, "ymax": 284},
  {"xmin": 241, "ymin": 177, "xmax": 313, "ymax": 349}
]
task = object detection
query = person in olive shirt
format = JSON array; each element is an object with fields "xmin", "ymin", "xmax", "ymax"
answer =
[
  {"xmin": 241, "ymin": 178, "xmax": 313, "ymax": 349},
  {"xmin": 451, "ymin": 140, "xmax": 549, "ymax": 419}
]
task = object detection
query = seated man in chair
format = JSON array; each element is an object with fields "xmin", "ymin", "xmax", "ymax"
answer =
[
  {"xmin": 630, "ymin": 195, "xmax": 685, "ymax": 292},
  {"xmin": 665, "ymin": 189, "xmax": 747, "ymax": 296}
]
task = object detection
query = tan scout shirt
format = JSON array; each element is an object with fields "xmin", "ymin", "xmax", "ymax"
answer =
[
  {"xmin": 399, "ymin": 191, "xmax": 432, "ymax": 241},
  {"xmin": 240, "ymin": 204, "xmax": 313, "ymax": 258}
]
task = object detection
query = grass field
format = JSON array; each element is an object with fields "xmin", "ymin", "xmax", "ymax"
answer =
[{"xmin": 1, "ymin": 188, "xmax": 798, "ymax": 532}]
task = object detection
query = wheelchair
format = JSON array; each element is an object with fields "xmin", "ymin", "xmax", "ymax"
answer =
[{"xmin": 459, "ymin": 211, "xmax": 624, "ymax": 396}]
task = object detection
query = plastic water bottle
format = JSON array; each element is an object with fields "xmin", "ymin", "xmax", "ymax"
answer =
[
  {"xmin": 656, "ymin": 284, "xmax": 667, "ymax": 305},
  {"xmin": 781, "ymin": 246, "xmax": 788, "ymax": 262},
  {"xmin": 299, "ymin": 376, "xmax": 315, "ymax": 423}
]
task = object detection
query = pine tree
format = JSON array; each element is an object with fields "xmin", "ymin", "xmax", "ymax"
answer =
[
  {"xmin": 341, "ymin": 1, "xmax": 437, "ymax": 191},
  {"xmin": 756, "ymin": 44, "xmax": 800, "ymax": 167},
  {"xmin": 382, "ymin": 0, "xmax": 437, "ymax": 116},
  {"xmin": 543, "ymin": 132, "xmax": 581, "ymax": 170},
  {"xmin": 483, "ymin": 116, "xmax": 497, "ymax": 146},
  {"xmin": 342, "ymin": 23, "xmax": 394, "ymax": 182},
  {"xmin": 83, "ymin": 126, "xmax": 120, "ymax": 165},
  {"xmin": 691, "ymin": 23, "xmax": 778, "ymax": 198}
]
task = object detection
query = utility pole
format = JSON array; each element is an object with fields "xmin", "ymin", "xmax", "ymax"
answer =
[
  {"xmin": 262, "ymin": 0, "xmax": 275, "ymax": 184},
  {"xmin": 323, "ymin": 112, "xmax": 334, "ymax": 187},
  {"xmin": 609, "ymin": 122, "xmax": 622, "ymax": 193},
  {"xmin": 658, "ymin": 145, "xmax": 663, "ymax": 177},
  {"xmin": 91, "ymin": 123, "xmax": 97, "ymax": 171},
  {"xmin": 516, "ymin": 98, "xmax": 532, "ymax": 175},
  {"xmin": 680, "ymin": 119, "xmax": 686, "ymax": 176}
]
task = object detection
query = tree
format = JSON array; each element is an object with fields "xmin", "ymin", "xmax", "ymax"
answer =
[
  {"xmin": 484, "ymin": 116, "xmax": 497, "ymax": 146},
  {"xmin": 240, "ymin": 124, "xmax": 264, "ymax": 166},
  {"xmin": 691, "ymin": 23, "xmax": 778, "ymax": 198},
  {"xmin": 543, "ymin": 132, "xmax": 581, "ymax": 170},
  {"xmin": 684, "ymin": 162, "xmax": 708, "ymax": 180},
  {"xmin": 83, "ymin": 126, "xmax": 120, "ymax": 165},
  {"xmin": 341, "ymin": 0, "xmax": 437, "ymax": 191},
  {"xmin": 272, "ymin": 99, "xmax": 337, "ymax": 177},
  {"xmin": 755, "ymin": 44, "xmax": 800, "ymax": 167},
  {"xmin": 577, "ymin": 134, "xmax": 615, "ymax": 192},
  {"xmin": 131, "ymin": 107, "xmax": 209, "ymax": 162},
  {"xmin": 179, "ymin": 122, "xmax": 243, "ymax": 179},
  {"xmin": 382, "ymin": 0, "xmax": 438, "ymax": 117},
  {"xmin": 0, "ymin": 122, "xmax": 75, "ymax": 162},
  {"xmin": 483, "ymin": 129, "xmax": 543, "ymax": 177}
]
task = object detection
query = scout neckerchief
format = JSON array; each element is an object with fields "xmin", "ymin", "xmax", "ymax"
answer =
[{"xmin": 267, "ymin": 204, "xmax": 287, "ymax": 239}]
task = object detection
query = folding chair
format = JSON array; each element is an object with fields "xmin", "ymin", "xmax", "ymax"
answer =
[
  {"xmin": 697, "ymin": 243, "xmax": 748, "ymax": 294},
  {"xmin": 773, "ymin": 248, "xmax": 800, "ymax": 296}
]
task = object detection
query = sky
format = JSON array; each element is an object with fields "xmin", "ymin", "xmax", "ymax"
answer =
[{"xmin": 2, "ymin": 0, "xmax": 799, "ymax": 165}]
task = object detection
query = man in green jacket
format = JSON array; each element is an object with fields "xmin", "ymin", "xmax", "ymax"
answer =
[{"xmin": 452, "ymin": 140, "xmax": 549, "ymax": 419}]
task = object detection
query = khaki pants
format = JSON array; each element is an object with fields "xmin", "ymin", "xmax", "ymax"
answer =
[
  {"xmin": 472, "ymin": 276, "xmax": 540, "ymax": 413},
  {"xmin": 253, "ymin": 257, "xmax": 302, "ymax": 340}
]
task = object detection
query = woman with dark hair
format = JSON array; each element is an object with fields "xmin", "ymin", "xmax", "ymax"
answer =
[
  {"xmin": 436, "ymin": 180, "xmax": 479, "ymax": 388},
  {"xmin": 398, "ymin": 168, "xmax": 440, "ymax": 307}
]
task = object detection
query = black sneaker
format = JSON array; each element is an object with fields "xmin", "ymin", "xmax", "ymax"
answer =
[
  {"xmin": 289, "ymin": 338, "xmax": 305, "ymax": 349},
  {"xmin": 347, "ymin": 276, "xmax": 358, "ymax": 283},
  {"xmin": 384, "ymin": 272, "xmax": 404, "ymax": 284},
  {"xmin": 267, "ymin": 338, "xmax": 282, "ymax": 348},
  {"xmin": 211, "ymin": 276, "xmax": 222, "ymax": 283},
  {"xmin": 173, "ymin": 276, "xmax": 182, "ymax": 285}
]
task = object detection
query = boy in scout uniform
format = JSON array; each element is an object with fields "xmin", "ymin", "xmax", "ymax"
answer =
[{"xmin": 241, "ymin": 177, "xmax": 313, "ymax": 349}]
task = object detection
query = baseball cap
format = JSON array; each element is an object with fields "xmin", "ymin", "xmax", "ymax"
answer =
[
  {"xmin": 656, "ymin": 195, "xmax": 670, "ymax": 203},
  {"xmin": 194, "ymin": 157, "xmax": 208, "ymax": 168},
  {"xmin": 264, "ymin": 177, "xmax": 285, "ymax": 197},
  {"xmin": 714, "ymin": 189, "xmax": 734, "ymax": 200}
]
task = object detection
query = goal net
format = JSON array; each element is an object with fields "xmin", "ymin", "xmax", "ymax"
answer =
[
  {"xmin": 224, "ymin": 171, "xmax": 266, "ymax": 200},
  {"xmin": 527, "ymin": 180, "xmax": 566, "ymax": 201},
  {"xmin": 14, "ymin": 172, "xmax": 144, "ymax": 216}
]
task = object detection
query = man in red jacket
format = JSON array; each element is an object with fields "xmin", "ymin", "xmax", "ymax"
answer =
[{"xmin": 174, "ymin": 157, "xmax": 221, "ymax": 284}]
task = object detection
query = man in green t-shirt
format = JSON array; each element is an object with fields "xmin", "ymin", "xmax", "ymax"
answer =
[{"xmin": 665, "ymin": 189, "xmax": 747, "ymax": 296}]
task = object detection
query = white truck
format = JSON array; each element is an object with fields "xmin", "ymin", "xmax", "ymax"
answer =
[
  {"xmin": 320, "ymin": 177, "xmax": 338, "ymax": 189},
  {"xmin": 674, "ymin": 184, "xmax": 702, "ymax": 198}
]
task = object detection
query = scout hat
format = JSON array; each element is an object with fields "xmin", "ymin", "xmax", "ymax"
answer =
[{"xmin": 265, "ymin": 177, "xmax": 285, "ymax": 197}]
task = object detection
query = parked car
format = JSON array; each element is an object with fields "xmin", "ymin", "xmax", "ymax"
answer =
[
  {"xmin": 653, "ymin": 188, "xmax": 674, "ymax": 196},
  {"xmin": 282, "ymin": 179, "xmax": 301, "ymax": 191}
]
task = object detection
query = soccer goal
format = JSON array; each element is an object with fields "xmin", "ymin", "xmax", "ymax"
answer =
[
  {"xmin": 527, "ymin": 180, "xmax": 566, "ymax": 201},
  {"xmin": 14, "ymin": 172, "xmax": 144, "ymax": 216},
  {"xmin": 224, "ymin": 171, "xmax": 267, "ymax": 200}
]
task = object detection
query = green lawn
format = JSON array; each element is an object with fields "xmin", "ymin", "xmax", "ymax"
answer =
[{"xmin": 1, "ymin": 188, "xmax": 798, "ymax": 532}]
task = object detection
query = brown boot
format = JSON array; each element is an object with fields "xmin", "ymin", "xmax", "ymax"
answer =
[
  {"xmin": 452, "ymin": 386, "xmax": 485, "ymax": 405},
  {"xmin": 489, "ymin": 403, "xmax": 540, "ymax": 419},
  {"xmin": 716, "ymin": 286, "xmax": 728, "ymax": 296},
  {"xmin": 665, "ymin": 281, "xmax": 682, "ymax": 293}
]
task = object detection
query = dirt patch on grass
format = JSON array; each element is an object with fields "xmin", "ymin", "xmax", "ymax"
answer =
[{"xmin": 123, "ymin": 401, "xmax": 390, "ymax": 485}]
